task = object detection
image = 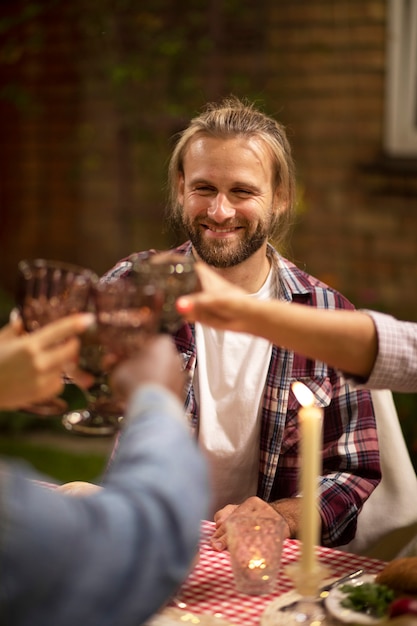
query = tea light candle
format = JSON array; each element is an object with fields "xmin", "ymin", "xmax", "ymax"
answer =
[
  {"xmin": 292, "ymin": 381, "xmax": 323, "ymax": 577},
  {"xmin": 248, "ymin": 556, "xmax": 267, "ymax": 571}
]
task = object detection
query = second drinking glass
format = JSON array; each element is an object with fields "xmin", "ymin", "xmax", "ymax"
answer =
[{"xmin": 62, "ymin": 274, "xmax": 161, "ymax": 436}]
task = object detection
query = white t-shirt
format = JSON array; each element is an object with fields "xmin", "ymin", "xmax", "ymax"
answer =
[{"xmin": 195, "ymin": 268, "xmax": 275, "ymax": 516}]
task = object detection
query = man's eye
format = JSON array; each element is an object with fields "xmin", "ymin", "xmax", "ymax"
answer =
[
  {"xmin": 234, "ymin": 189, "xmax": 252, "ymax": 197},
  {"xmin": 195, "ymin": 186, "xmax": 214, "ymax": 194}
]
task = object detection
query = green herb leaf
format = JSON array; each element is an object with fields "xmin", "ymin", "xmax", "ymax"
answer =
[{"xmin": 339, "ymin": 582, "xmax": 395, "ymax": 618}]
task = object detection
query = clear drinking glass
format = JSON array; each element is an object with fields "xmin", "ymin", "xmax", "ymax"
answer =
[
  {"xmin": 15, "ymin": 259, "xmax": 99, "ymax": 416},
  {"xmin": 62, "ymin": 274, "xmax": 161, "ymax": 436}
]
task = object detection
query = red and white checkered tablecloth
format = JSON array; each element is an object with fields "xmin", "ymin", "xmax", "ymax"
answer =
[{"xmin": 168, "ymin": 520, "xmax": 387, "ymax": 626}]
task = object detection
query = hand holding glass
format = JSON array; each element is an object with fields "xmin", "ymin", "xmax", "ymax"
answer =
[{"xmin": 15, "ymin": 259, "xmax": 98, "ymax": 416}]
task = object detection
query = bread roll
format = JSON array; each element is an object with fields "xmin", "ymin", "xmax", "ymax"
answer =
[
  {"xmin": 376, "ymin": 557, "xmax": 417, "ymax": 595},
  {"xmin": 56, "ymin": 481, "xmax": 102, "ymax": 496}
]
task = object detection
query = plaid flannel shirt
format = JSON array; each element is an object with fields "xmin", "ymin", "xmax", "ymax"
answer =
[{"xmin": 104, "ymin": 241, "xmax": 381, "ymax": 548}]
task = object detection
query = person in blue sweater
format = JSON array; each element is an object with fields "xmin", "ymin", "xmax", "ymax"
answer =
[{"xmin": 0, "ymin": 313, "xmax": 209, "ymax": 626}]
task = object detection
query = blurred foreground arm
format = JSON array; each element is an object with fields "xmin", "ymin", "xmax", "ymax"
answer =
[{"xmin": 0, "ymin": 335, "xmax": 209, "ymax": 626}]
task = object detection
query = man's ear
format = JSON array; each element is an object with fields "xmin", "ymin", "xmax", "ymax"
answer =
[
  {"xmin": 177, "ymin": 173, "xmax": 185, "ymax": 205},
  {"xmin": 272, "ymin": 188, "xmax": 288, "ymax": 217}
]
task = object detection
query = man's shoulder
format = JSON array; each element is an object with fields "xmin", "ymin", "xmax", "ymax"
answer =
[
  {"xmin": 276, "ymin": 254, "xmax": 355, "ymax": 311},
  {"xmin": 278, "ymin": 255, "xmax": 332, "ymax": 289}
]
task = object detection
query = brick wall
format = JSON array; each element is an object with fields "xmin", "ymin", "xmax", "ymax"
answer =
[
  {"xmin": 264, "ymin": 1, "xmax": 417, "ymax": 320},
  {"xmin": 0, "ymin": 0, "xmax": 81, "ymax": 304}
]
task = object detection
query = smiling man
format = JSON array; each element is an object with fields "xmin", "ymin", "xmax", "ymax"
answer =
[
  {"xmin": 178, "ymin": 134, "xmax": 277, "ymax": 276},
  {"xmin": 104, "ymin": 96, "xmax": 381, "ymax": 552}
]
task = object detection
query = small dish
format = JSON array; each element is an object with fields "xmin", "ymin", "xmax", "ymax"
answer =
[{"xmin": 325, "ymin": 574, "xmax": 387, "ymax": 624}]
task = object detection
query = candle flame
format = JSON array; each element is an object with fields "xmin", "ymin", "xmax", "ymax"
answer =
[
  {"xmin": 292, "ymin": 381, "xmax": 315, "ymax": 407},
  {"xmin": 248, "ymin": 557, "xmax": 267, "ymax": 570}
]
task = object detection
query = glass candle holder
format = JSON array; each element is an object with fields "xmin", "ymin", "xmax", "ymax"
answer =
[{"xmin": 227, "ymin": 516, "xmax": 286, "ymax": 595}]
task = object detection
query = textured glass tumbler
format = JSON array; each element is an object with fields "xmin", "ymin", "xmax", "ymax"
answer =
[
  {"xmin": 16, "ymin": 259, "xmax": 97, "ymax": 332},
  {"xmin": 133, "ymin": 253, "xmax": 200, "ymax": 333},
  {"xmin": 62, "ymin": 275, "xmax": 161, "ymax": 436},
  {"xmin": 227, "ymin": 516, "xmax": 285, "ymax": 595}
]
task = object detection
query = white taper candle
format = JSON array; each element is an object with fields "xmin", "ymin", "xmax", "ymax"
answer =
[{"xmin": 292, "ymin": 382, "xmax": 323, "ymax": 576}]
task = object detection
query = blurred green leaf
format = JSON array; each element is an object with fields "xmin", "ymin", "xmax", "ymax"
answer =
[{"xmin": 0, "ymin": 438, "xmax": 107, "ymax": 482}]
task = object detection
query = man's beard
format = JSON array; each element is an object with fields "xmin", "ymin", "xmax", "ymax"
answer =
[{"xmin": 182, "ymin": 215, "xmax": 274, "ymax": 268}]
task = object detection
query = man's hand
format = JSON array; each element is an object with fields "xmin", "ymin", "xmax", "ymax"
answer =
[{"xmin": 210, "ymin": 496, "xmax": 292, "ymax": 551}]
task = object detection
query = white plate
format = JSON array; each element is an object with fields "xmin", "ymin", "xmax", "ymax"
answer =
[{"xmin": 325, "ymin": 574, "xmax": 388, "ymax": 624}]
